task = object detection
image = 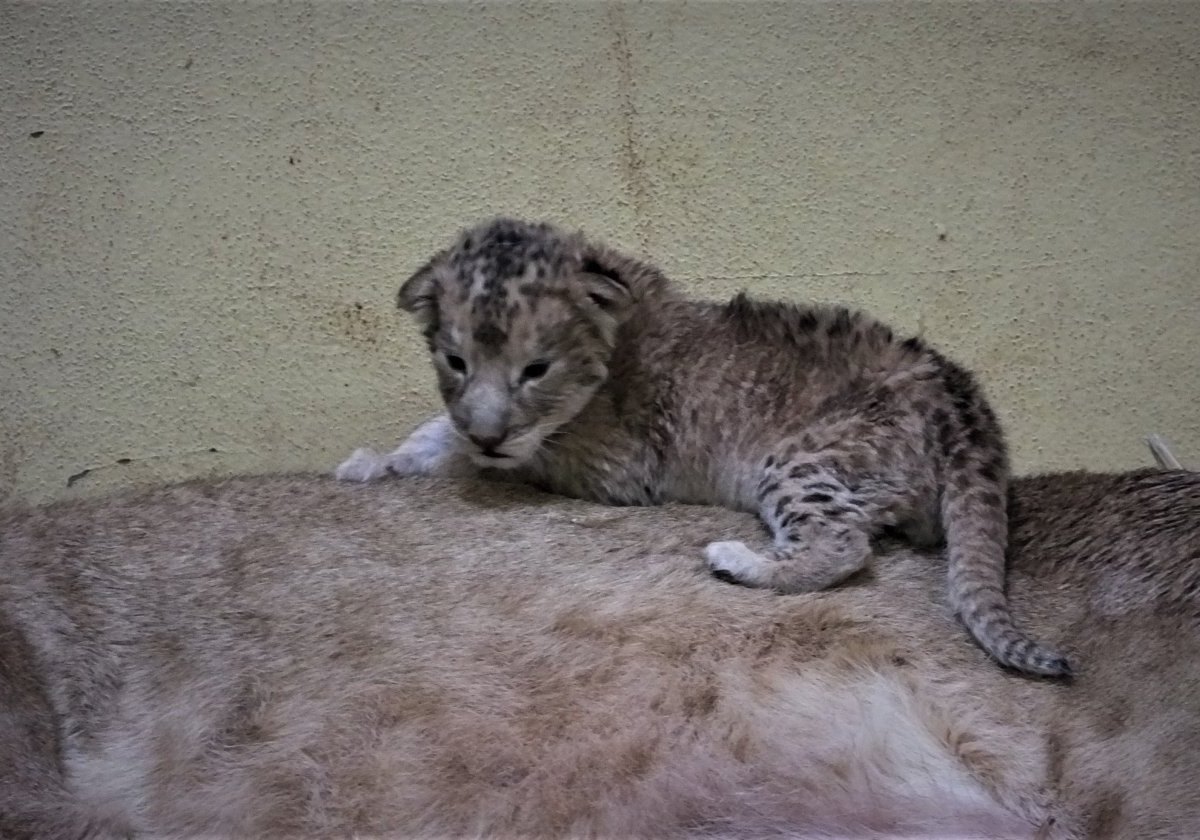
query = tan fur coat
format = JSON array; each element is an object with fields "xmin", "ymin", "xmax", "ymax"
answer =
[{"xmin": 1, "ymin": 469, "xmax": 1198, "ymax": 838}]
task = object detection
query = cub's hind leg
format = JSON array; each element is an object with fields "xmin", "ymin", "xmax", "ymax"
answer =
[
  {"xmin": 706, "ymin": 432, "xmax": 932, "ymax": 594},
  {"xmin": 706, "ymin": 461, "xmax": 877, "ymax": 592}
]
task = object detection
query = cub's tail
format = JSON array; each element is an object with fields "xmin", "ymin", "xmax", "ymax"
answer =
[{"xmin": 937, "ymin": 360, "xmax": 1074, "ymax": 678}]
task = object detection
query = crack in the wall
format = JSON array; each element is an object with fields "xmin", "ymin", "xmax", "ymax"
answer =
[
  {"xmin": 64, "ymin": 447, "xmax": 222, "ymax": 487},
  {"xmin": 0, "ymin": 443, "xmax": 15, "ymax": 503},
  {"xmin": 607, "ymin": 3, "xmax": 652, "ymax": 253}
]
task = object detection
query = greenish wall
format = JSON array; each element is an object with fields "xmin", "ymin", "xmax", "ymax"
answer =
[{"xmin": 2, "ymin": 2, "xmax": 1197, "ymax": 504}]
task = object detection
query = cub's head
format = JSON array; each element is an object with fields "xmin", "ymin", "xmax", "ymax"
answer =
[{"xmin": 398, "ymin": 217, "xmax": 667, "ymax": 468}]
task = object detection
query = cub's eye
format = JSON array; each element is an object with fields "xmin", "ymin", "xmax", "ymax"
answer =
[
  {"xmin": 520, "ymin": 361, "xmax": 551, "ymax": 382},
  {"xmin": 444, "ymin": 354, "xmax": 467, "ymax": 373}
]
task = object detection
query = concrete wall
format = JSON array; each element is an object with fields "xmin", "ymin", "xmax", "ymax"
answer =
[{"xmin": 2, "ymin": 1, "xmax": 1197, "ymax": 504}]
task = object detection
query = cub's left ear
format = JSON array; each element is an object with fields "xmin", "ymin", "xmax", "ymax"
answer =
[
  {"xmin": 397, "ymin": 250, "xmax": 447, "ymax": 330},
  {"xmin": 578, "ymin": 243, "xmax": 671, "ymax": 323},
  {"xmin": 579, "ymin": 254, "xmax": 633, "ymax": 317}
]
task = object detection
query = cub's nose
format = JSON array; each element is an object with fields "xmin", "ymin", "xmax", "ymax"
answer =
[{"xmin": 467, "ymin": 432, "xmax": 507, "ymax": 452}]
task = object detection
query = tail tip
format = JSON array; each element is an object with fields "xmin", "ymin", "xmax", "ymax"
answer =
[
  {"xmin": 997, "ymin": 636, "xmax": 1076, "ymax": 678},
  {"xmin": 1041, "ymin": 655, "xmax": 1075, "ymax": 679},
  {"xmin": 1020, "ymin": 650, "xmax": 1075, "ymax": 679}
]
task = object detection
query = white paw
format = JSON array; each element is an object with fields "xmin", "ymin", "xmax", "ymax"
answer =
[
  {"xmin": 335, "ymin": 447, "xmax": 393, "ymax": 482},
  {"xmin": 335, "ymin": 416, "xmax": 475, "ymax": 483},
  {"xmin": 391, "ymin": 416, "xmax": 458, "ymax": 473},
  {"xmin": 704, "ymin": 540, "xmax": 768, "ymax": 583}
]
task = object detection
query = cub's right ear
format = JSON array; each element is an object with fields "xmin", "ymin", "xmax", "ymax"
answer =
[
  {"xmin": 397, "ymin": 251, "xmax": 447, "ymax": 328},
  {"xmin": 579, "ymin": 254, "xmax": 633, "ymax": 316}
]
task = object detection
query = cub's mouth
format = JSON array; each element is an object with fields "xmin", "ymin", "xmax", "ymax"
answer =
[{"xmin": 464, "ymin": 425, "xmax": 543, "ymax": 469}]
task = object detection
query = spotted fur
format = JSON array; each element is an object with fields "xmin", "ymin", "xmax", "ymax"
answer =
[{"xmin": 339, "ymin": 217, "xmax": 1072, "ymax": 677}]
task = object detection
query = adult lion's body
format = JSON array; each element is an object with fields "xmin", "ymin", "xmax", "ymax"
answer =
[{"xmin": 1, "ymin": 469, "xmax": 1197, "ymax": 838}]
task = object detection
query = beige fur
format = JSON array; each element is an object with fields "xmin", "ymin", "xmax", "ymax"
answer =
[{"xmin": 1, "ymin": 469, "xmax": 1199, "ymax": 838}]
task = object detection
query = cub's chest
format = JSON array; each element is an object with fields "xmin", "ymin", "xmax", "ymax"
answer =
[{"xmin": 527, "ymin": 426, "xmax": 673, "ymax": 506}]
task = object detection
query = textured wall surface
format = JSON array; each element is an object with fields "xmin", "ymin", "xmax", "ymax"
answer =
[{"xmin": 2, "ymin": 1, "xmax": 1197, "ymax": 504}]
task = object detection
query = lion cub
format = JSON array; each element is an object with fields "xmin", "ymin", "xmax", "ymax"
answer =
[{"xmin": 338, "ymin": 218, "xmax": 1072, "ymax": 677}]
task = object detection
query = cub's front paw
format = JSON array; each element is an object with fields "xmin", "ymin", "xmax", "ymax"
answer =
[
  {"xmin": 705, "ymin": 540, "xmax": 770, "ymax": 587},
  {"xmin": 336, "ymin": 416, "xmax": 474, "ymax": 482},
  {"xmin": 335, "ymin": 447, "xmax": 394, "ymax": 482}
]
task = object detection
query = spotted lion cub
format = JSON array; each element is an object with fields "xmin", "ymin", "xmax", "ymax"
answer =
[{"xmin": 338, "ymin": 218, "xmax": 1072, "ymax": 677}]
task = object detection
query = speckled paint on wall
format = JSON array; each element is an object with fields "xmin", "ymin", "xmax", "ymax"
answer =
[{"xmin": 1, "ymin": 1, "xmax": 1197, "ymax": 503}]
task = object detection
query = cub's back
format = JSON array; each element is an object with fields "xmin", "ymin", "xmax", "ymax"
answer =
[{"xmin": 615, "ymin": 292, "xmax": 942, "ymax": 430}]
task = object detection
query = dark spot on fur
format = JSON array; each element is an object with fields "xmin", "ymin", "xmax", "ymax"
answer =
[
  {"xmin": 780, "ymin": 511, "xmax": 811, "ymax": 528},
  {"xmin": 774, "ymin": 495, "xmax": 794, "ymax": 517},
  {"xmin": 795, "ymin": 311, "xmax": 819, "ymax": 332},
  {"xmin": 801, "ymin": 492, "xmax": 833, "ymax": 504},
  {"xmin": 827, "ymin": 308, "xmax": 853, "ymax": 337},
  {"xmin": 724, "ymin": 293, "xmax": 837, "ymax": 346},
  {"xmin": 939, "ymin": 422, "xmax": 958, "ymax": 452},
  {"xmin": 1086, "ymin": 789, "xmax": 1126, "ymax": 836},
  {"xmin": 760, "ymin": 481, "xmax": 781, "ymax": 496},
  {"xmin": 711, "ymin": 568, "xmax": 740, "ymax": 585},
  {"xmin": 473, "ymin": 321, "xmax": 506, "ymax": 348},
  {"xmin": 977, "ymin": 491, "xmax": 1003, "ymax": 509},
  {"xmin": 939, "ymin": 358, "xmax": 979, "ymax": 414},
  {"xmin": 967, "ymin": 426, "xmax": 989, "ymax": 448},
  {"xmin": 682, "ymin": 684, "xmax": 719, "ymax": 718}
]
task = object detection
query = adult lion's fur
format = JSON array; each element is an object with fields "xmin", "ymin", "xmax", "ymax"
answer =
[{"xmin": 1, "ymin": 469, "xmax": 1198, "ymax": 838}]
